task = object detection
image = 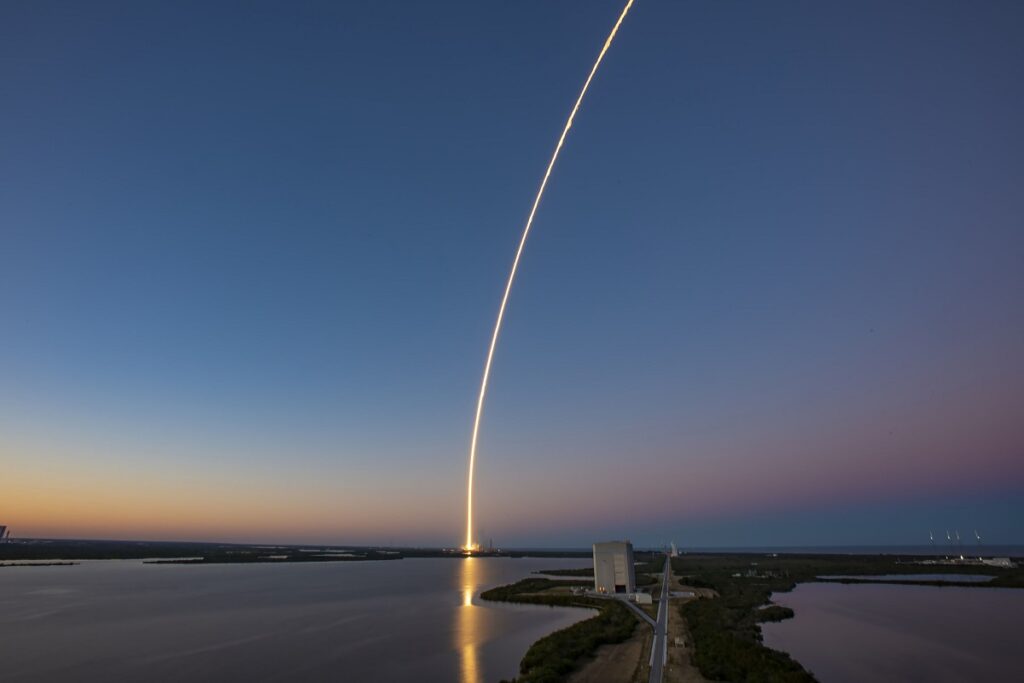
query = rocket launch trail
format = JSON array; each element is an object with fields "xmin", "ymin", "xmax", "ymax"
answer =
[{"xmin": 464, "ymin": 0, "xmax": 637, "ymax": 551}]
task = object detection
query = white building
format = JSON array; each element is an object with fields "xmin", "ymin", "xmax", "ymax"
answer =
[
  {"xmin": 631, "ymin": 591, "xmax": 653, "ymax": 604},
  {"xmin": 593, "ymin": 540, "xmax": 636, "ymax": 594}
]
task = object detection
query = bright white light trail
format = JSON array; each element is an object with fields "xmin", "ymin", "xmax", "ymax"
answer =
[{"xmin": 464, "ymin": 0, "xmax": 637, "ymax": 551}]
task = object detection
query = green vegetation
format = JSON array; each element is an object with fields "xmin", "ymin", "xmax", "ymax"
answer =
[
  {"xmin": 757, "ymin": 605, "xmax": 795, "ymax": 623},
  {"xmin": 674, "ymin": 553, "xmax": 1024, "ymax": 682},
  {"xmin": 481, "ymin": 578, "xmax": 588, "ymax": 606},
  {"xmin": 482, "ymin": 577, "xmax": 640, "ymax": 683},
  {"xmin": 680, "ymin": 576, "xmax": 716, "ymax": 590},
  {"xmin": 681, "ymin": 595, "xmax": 811, "ymax": 682},
  {"xmin": 633, "ymin": 556, "xmax": 665, "ymax": 574},
  {"xmin": 535, "ymin": 567, "xmax": 593, "ymax": 577},
  {"xmin": 636, "ymin": 573, "xmax": 658, "ymax": 587},
  {"xmin": 511, "ymin": 602, "xmax": 637, "ymax": 683},
  {"xmin": 820, "ymin": 575, "xmax": 1024, "ymax": 588},
  {"xmin": 633, "ymin": 554, "xmax": 666, "ymax": 587},
  {"xmin": 677, "ymin": 565, "xmax": 812, "ymax": 683}
]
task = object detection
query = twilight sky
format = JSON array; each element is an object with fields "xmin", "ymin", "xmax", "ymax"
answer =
[{"xmin": 2, "ymin": 0, "xmax": 1022, "ymax": 547}]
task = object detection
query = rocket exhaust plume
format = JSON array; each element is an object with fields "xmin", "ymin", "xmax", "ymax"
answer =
[{"xmin": 464, "ymin": 0, "xmax": 637, "ymax": 551}]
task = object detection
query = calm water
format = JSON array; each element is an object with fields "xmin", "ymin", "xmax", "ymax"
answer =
[
  {"xmin": 762, "ymin": 582, "xmax": 1024, "ymax": 682},
  {"xmin": 0, "ymin": 557, "xmax": 593, "ymax": 682}
]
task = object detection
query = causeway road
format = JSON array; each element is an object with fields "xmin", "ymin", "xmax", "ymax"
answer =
[{"xmin": 648, "ymin": 555, "xmax": 670, "ymax": 683}]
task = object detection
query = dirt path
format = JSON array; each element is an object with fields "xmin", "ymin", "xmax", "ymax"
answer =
[
  {"xmin": 662, "ymin": 596, "xmax": 711, "ymax": 683},
  {"xmin": 567, "ymin": 622, "xmax": 650, "ymax": 683},
  {"xmin": 568, "ymin": 568, "xmax": 712, "ymax": 683}
]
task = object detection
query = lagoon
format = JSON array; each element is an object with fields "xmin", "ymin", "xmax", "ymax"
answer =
[
  {"xmin": 0, "ymin": 557, "xmax": 592, "ymax": 682},
  {"xmin": 761, "ymin": 581, "xmax": 1024, "ymax": 682}
]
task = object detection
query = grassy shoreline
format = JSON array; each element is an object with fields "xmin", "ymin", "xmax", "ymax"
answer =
[
  {"xmin": 481, "ymin": 551, "xmax": 669, "ymax": 682},
  {"xmin": 673, "ymin": 553, "xmax": 1024, "ymax": 682},
  {"xmin": 480, "ymin": 577, "xmax": 640, "ymax": 683}
]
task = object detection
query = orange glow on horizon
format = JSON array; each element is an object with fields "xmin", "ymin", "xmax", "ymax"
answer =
[{"xmin": 0, "ymin": 439, "xmax": 460, "ymax": 544}]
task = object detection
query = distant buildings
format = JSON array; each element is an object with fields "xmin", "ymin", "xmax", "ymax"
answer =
[
  {"xmin": 593, "ymin": 540, "xmax": 635, "ymax": 594},
  {"xmin": 982, "ymin": 557, "xmax": 1016, "ymax": 568}
]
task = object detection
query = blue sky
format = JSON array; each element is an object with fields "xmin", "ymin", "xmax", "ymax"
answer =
[{"xmin": 2, "ymin": 0, "xmax": 1022, "ymax": 546}]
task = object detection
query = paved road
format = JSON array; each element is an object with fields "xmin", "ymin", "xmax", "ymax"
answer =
[
  {"xmin": 648, "ymin": 555, "xmax": 670, "ymax": 683},
  {"xmin": 621, "ymin": 597, "xmax": 656, "ymax": 628}
]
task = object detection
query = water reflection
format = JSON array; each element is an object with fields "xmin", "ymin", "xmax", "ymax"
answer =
[
  {"xmin": 457, "ymin": 557, "xmax": 482, "ymax": 683},
  {"xmin": 0, "ymin": 557, "xmax": 594, "ymax": 682},
  {"xmin": 762, "ymin": 582, "xmax": 1024, "ymax": 682}
]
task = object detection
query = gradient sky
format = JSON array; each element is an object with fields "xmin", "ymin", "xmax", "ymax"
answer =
[{"xmin": 3, "ymin": 0, "xmax": 1022, "ymax": 547}]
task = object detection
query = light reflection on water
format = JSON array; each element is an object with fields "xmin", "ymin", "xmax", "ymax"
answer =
[
  {"xmin": 457, "ymin": 557, "xmax": 481, "ymax": 683},
  {"xmin": 0, "ymin": 557, "xmax": 592, "ymax": 682}
]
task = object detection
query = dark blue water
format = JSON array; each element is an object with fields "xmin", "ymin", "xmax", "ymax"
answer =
[
  {"xmin": 0, "ymin": 557, "xmax": 592, "ymax": 682},
  {"xmin": 762, "ymin": 582, "xmax": 1024, "ymax": 682}
]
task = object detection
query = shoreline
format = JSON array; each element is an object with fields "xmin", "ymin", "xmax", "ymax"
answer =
[{"xmin": 761, "ymin": 579, "xmax": 1024, "ymax": 682}]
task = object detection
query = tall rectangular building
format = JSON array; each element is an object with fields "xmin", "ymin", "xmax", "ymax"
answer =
[{"xmin": 593, "ymin": 540, "xmax": 635, "ymax": 594}]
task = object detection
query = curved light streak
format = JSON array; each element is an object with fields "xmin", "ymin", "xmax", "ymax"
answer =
[{"xmin": 464, "ymin": 0, "xmax": 637, "ymax": 551}]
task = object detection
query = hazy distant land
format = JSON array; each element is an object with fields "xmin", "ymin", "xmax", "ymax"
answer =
[{"xmin": 0, "ymin": 538, "xmax": 588, "ymax": 565}]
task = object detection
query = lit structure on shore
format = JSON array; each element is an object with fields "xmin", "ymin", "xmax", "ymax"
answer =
[{"xmin": 593, "ymin": 540, "xmax": 636, "ymax": 594}]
